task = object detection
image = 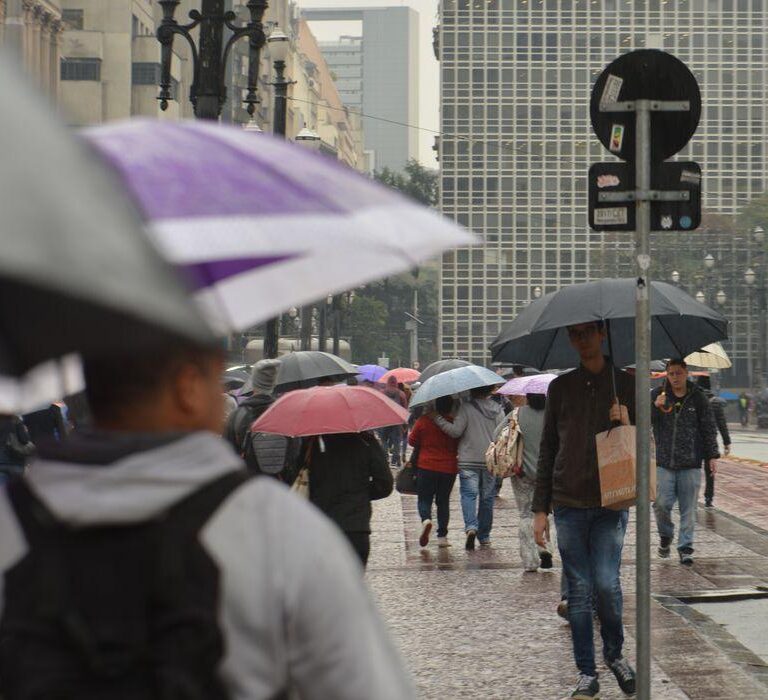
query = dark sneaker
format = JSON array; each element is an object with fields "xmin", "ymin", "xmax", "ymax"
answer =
[
  {"xmin": 607, "ymin": 656, "xmax": 636, "ymax": 695},
  {"xmin": 571, "ymin": 673, "xmax": 600, "ymax": 699},
  {"xmin": 557, "ymin": 599, "xmax": 569, "ymax": 620},
  {"xmin": 705, "ymin": 499, "xmax": 713, "ymax": 508},
  {"xmin": 465, "ymin": 529, "xmax": 477, "ymax": 550},
  {"xmin": 419, "ymin": 520, "xmax": 432, "ymax": 548},
  {"xmin": 658, "ymin": 536, "xmax": 672, "ymax": 558},
  {"xmin": 679, "ymin": 548, "xmax": 694, "ymax": 566},
  {"xmin": 539, "ymin": 551, "xmax": 553, "ymax": 569}
]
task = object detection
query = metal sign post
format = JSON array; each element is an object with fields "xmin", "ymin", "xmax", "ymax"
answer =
[{"xmin": 591, "ymin": 50, "xmax": 701, "ymax": 700}]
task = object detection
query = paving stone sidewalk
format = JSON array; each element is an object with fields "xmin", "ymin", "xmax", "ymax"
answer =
[{"xmin": 364, "ymin": 458, "xmax": 768, "ymax": 699}]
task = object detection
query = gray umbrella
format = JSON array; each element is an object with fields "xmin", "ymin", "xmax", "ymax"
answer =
[
  {"xmin": 275, "ymin": 351, "xmax": 357, "ymax": 391},
  {"xmin": 490, "ymin": 278, "xmax": 728, "ymax": 370},
  {"xmin": 418, "ymin": 358, "xmax": 471, "ymax": 384},
  {"xmin": 0, "ymin": 57, "xmax": 213, "ymax": 376}
]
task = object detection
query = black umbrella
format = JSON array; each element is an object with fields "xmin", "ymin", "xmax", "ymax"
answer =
[
  {"xmin": 490, "ymin": 279, "xmax": 728, "ymax": 371},
  {"xmin": 274, "ymin": 351, "xmax": 357, "ymax": 391},
  {"xmin": 418, "ymin": 358, "xmax": 471, "ymax": 384}
]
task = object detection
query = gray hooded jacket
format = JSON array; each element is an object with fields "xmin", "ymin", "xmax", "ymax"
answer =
[
  {"xmin": 434, "ymin": 398, "xmax": 505, "ymax": 469},
  {"xmin": 0, "ymin": 432, "xmax": 415, "ymax": 700}
]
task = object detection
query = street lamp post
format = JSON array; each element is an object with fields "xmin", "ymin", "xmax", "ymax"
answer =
[
  {"xmin": 703, "ymin": 253, "xmax": 715, "ymax": 305},
  {"xmin": 157, "ymin": 0, "xmax": 268, "ymax": 120},
  {"xmin": 746, "ymin": 267, "xmax": 756, "ymax": 388},
  {"xmin": 753, "ymin": 227, "xmax": 767, "ymax": 388},
  {"xmin": 670, "ymin": 270, "xmax": 681, "ymax": 287}
]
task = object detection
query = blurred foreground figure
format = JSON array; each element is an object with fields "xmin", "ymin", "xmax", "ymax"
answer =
[{"xmin": 0, "ymin": 342, "xmax": 414, "ymax": 700}]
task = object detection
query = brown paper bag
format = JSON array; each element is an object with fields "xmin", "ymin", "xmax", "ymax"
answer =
[{"xmin": 596, "ymin": 425, "xmax": 656, "ymax": 509}]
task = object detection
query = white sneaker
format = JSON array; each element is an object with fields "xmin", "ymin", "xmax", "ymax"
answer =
[
  {"xmin": 419, "ymin": 520, "xmax": 432, "ymax": 547},
  {"xmin": 436, "ymin": 536, "xmax": 451, "ymax": 547}
]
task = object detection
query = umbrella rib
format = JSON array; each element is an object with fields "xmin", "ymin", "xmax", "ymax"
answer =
[
  {"xmin": 654, "ymin": 316, "xmax": 685, "ymax": 359},
  {"xmin": 541, "ymin": 329, "xmax": 560, "ymax": 371}
]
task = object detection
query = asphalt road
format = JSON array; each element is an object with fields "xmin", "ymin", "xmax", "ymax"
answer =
[{"xmin": 728, "ymin": 428, "xmax": 768, "ymax": 463}]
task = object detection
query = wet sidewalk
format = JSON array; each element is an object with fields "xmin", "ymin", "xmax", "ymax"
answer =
[{"xmin": 365, "ymin": 459, "xmax": 768, "ymax": 699}]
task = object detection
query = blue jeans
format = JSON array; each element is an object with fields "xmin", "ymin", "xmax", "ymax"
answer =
[
  {"xmin": 554, "ymin": 506, "xmax": 629, "ymax": 676},
  {"xmin": 381, "ymin": 426, "xmax": 402, "ymax": 466},
  {"xmin": 417, "ymin": 469, "xmax": 457, "ymax": 537},
  {"xmin": 654, "ymin": 466, "xmax": 702, "ymax": 552},
  {"xmin": 458, "ymin": 467, "xmax": 496, "ymax": 541}
]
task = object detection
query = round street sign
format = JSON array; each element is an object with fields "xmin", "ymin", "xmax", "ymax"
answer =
[{"xmin": 590, "ymin": 49, "xmax": 701, "ymax": 163}]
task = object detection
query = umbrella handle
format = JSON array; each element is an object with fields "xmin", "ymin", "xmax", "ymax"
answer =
[{"xmin": 605, "ymin": 319, "xmax": 622, "ymax": 428}]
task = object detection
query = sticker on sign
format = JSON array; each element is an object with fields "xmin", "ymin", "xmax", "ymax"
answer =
[
  {"xmin": 597, "ymin": 174, "xmax": 621, "ymax": 188},
  {"xmin": 680, "ymin": 169, "xmax": 701, "ymax": 185},
  {"xmin": 600, "ymin": 74, "xmax": 623, "ymax": 108},
  {"xmin": 609, "ymin": 124, "xmax": 625, "ymax": 153},
  {"xmin": 595, "ymin": 207, "xmax": 628, "ymax": 226}
]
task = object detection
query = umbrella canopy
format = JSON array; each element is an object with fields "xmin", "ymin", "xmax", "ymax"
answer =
[
  {"xmin": 251, "ymin": 385, "xmax": 408, "ymax": 437},
  {"xmin": 380, "ymin": 367, "xmax": 421, "ymax": 385},
  {"xmin": 498, "ymin": 373, "xmax": 558, "ymax": 397},
  {"xmin": 222, "ymin": 365, "xmax": 251, "ymax": 391},
  {"xmin": 0, "ymin": 356, "xmax": 85, "ymax": 414},
  {"xmin": 409, "ymin": 365, "xmax": 505, "ymax": 408},
  {"xmin": 83, "ymin": 120, "xmax": 475, "ymax": 333},
  {"xmin": 685, "ymin": 342, "xmax": 732, "ymax": 369},
  {"xmin": 0, "ymin": 62, "xmax": 214, "ymax": 377},
  {"xmin": 490, "ymin": 279, "xmax": 728, "ymax": 370},
  {"xmin": 418, "ymin": 358, "xmax": 471, "ymax": 384},
  {"xmin": 356, "ymin": 364, "xmax": 387, "ymax": 383},
  {"xmin": 275, "ymin": 351, "xmax": 357, "ymax": 390}
]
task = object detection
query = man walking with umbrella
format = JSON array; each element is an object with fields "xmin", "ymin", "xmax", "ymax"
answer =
[{"xmin": 532, "ymin": 321, "xmax": 636, "ymax": 699}]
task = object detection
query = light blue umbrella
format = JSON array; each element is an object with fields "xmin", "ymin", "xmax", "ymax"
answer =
[{"xmin": 409, "ymin": 365, "xmax": 505, "ymax": 408}]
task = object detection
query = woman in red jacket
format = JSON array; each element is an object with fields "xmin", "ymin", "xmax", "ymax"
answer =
[{"xmin": 409, "ymin": 395, "xmax": 459, "ymax": 548}]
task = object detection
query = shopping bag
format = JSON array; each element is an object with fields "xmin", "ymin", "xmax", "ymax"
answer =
[
  {"xmin": 395, "ymin": 464, "xmax": 418, "ymax": 495},
  {"xmin": 596, "ymin": 425, "xmax": 656, "ymax": 509},
  {"xmin": 291, "ymin": 467, "xmax": 310, "ymax": 499}
]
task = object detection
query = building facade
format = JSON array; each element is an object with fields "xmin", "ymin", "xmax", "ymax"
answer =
[
  {"xmin": 304, "ymin": 6, "xmax": 419, "ymax": 172},
  {"xmin": 57, "ymin": 0, "xmax": 190, "ymax": 124},
  {"xmin": 1, "ymin": 0, "xmax": 63, "ymax": 98},
  {"xmin": 438, "ymin": 0, "xmax": 768, "ymax": 377}
]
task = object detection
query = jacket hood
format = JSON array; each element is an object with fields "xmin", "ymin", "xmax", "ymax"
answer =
[{"xmin": 25, "ymin": 431, "xmax": 243, "ymax": 526}]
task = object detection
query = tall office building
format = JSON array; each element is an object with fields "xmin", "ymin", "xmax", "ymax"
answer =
[
  {"xmin": 438, "ymin": 0, "xmax": 767, "ymax": 381},
  {"xmin": 304, "ymin": 6, "xmax": 419, "ymax": 172}
]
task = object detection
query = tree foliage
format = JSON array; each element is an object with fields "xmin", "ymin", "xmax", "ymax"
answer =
[{"xmin": 374, "ymin": 159, "xmax": 438, "ymax": 207}]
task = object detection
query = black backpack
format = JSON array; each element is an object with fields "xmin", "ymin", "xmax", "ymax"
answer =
[{"xmin": 0, "ymin": 470, "xmax": 252, "ymax": 700}]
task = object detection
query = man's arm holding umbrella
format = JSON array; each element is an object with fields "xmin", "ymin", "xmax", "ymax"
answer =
[{"xmin": 433, "ymin": 402, "xmax": 467, "ymax": 438}]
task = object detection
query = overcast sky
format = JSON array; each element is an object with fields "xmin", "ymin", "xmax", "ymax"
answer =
[{"xmin": 300, "ymin": 0, "xmax": 440, "ymax": 167}]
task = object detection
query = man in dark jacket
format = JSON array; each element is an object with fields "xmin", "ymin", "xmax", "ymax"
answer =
[
  {"xmin": 652, "ymin": 359, "xmax": 719, "ymax": 565},
  {"xmin": 532, "ymin": 321, "xmax": 636, "ymax": 700},
  {"xmin": 224, "ymin": 359, "xmax": 299, "ymax": 483},
  {"xmin": 308, "ymin": 432, "xmax": 394, "ymax": 566},
  {"xmin": 696, "ymin": 375, "xmax": 731, "ymax": 507}
]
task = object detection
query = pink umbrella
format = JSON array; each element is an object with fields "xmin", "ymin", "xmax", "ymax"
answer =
[
  {"xmin": 380, "ymin": 367, "xmax": 421, "ymax": 384},
  {"xmin": 251, "ymin": 385, "xmax": 408, "ymax": 437},
  {"xmin": 498, "ymin": 373, "xmax": 558, "ymax": 396}
]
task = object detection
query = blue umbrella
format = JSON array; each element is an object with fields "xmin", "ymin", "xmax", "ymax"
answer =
[
  {"xmin": 409, "ymin": 365, "xmax": 505, "ymax": 408},
  {"xmin": 356, "ymin": 364, "xmax": 387, "ymax": 383},
  {"xmin": 719, "ymin": 391, "xmax": 738, "ymax": 401}
]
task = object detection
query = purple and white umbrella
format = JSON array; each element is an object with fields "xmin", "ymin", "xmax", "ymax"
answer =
[
  {"xmin": 498, "ymin": 373, "xmax": 558, "ymax": 396},
  {"xmin": 83, "ymin": 120, "xmax": 475, "ymax": 333}
]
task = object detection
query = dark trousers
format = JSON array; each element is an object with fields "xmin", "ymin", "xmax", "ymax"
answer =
[
  {"xmin": 704, "ymin": 461, "xmax": 715, "ymax": 503},
  {"xmin": 416, "ymin": 468, "xmax": 457, "ymax": 537},
  {"xmin": 345, "ymin": 531, "xmax": 370, "ymax": 567}
]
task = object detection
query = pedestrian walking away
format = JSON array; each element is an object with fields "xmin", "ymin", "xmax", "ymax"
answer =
[
  {"xmin": 495, "ymin": 393, "xmax": 554, "ymax": 572},
  {"xmin": 0, "ymin": 343, "xmax": 415, "ymax": 700},
  {"xmin": 223, "ymin": 359, "xmax": 301, "ymax": 484},
  {"xmin": 532, "ymin": 320, "xmax": 637, "ymax": 699},
  {"xmin": 696, "ymin": 375, "xmax": 731, "ymax": 508},
  {"xmin": 381, "ymin": 377, "xmax": 408, "ymax": 467},
  {"xmin": 409, "ymin": 395, "xmax": 459, "ymax": 548},
  {"xmin": 433, "ymin": 386, "xmax": 504, "ymax": 550},
  {"xmin": 652, "ymin": 359, "xmax": 719, "ymax": 565},
  {"xmin": 307, "ymin": 431, "xmax": 394, "ymax": 567}
]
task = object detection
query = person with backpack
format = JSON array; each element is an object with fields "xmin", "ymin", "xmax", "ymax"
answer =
[
  {"xmin": 409, "ymin": 395, "xmax": 459, "ymax": 548},
  {"xmin": 307, "ymin": 431, "xmax": 394, "ymax": 566},
  {"xmin": 494, "ymin": 393, "xmax": 553, "ymax": 572},
  {"xmin": 433, "ymin": 386, "xmax": 504, "ymax": 550},
  {"xmin": 224, "ymin": 359, "xmax": 300, "ymax": 484},
  {"xmin": 0, "ymin": 414, "xmax": 34, "ymax": 483},
  {"xmin": 0, "ymin": 342, "xmax": 415, "ymax": 700},
  {"xmin": 652, "ymin": 359, "xmax": 719, "ymax": 565}
]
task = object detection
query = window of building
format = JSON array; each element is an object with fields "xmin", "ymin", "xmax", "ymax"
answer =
[
  {"xmin": 60, "ymin": 58, "xmax": 101, "ymax": 81},
  {"xmin": 62, "ymin": 9, "xmax": 84, "ymax": 30}
]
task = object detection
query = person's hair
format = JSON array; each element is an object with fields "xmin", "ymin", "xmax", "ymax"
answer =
[
  {"xmin": 666, "ymin": 358, "xmax": 687, "ymax": 370},
  {"xmin": 346, "ymin": 376, "xmax": 359, "ymax": 386},
  {"xmin": 83, "ymin": 341, "xmax": 221, "ymax": 423},
  {"xmin": 526, "ymin": 393, "xmax": 546, "ymax": 411},
  {"xmin": 566, "ymin": 319, "xmax": 605, "ymax": 332},
  {"xmin": 470, "ymin": 385, "xmax": 493, "ymax": 399},
  {"xmin": 435, "ymin": 395, "xmax": 453, "ymax": 415}
]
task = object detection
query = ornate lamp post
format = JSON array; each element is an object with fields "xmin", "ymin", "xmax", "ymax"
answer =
[
  {"xmin": 670, "ymin": 270, "xmax": 681, "ymax": 286},
  {"xmin": 157, "ymin": 0, "xmax": 268, "ymax": 121},
  {"xmin": 745, "ymin": 267, "xmax": 757, "ymax": 388},
  {"xmin": 532, "ymin": 285, "xmax": 542, "ymax": 300}
]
